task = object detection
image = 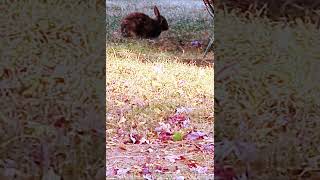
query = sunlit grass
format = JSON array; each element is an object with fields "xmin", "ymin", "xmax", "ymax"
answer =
[
  {"xmin": 106, "ymin": 0, "xmax": 213, "ymax": 178},
  {"xmin": 107, "ymin": 46, "xmax": 213, "ymax": 130},
  {"xmin": 106, "ymin": 46, "xmax": 213, "ymax": 179}
]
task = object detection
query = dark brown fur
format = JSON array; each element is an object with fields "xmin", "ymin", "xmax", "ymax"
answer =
[{"xmin": 121, "ymin": 6, "xmax": 169, "ymax": 39}]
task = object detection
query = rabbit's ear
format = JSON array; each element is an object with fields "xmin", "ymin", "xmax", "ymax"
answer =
[{"xmin": 154, "ymin": 6, "xmax": 160, "ymax": 18}]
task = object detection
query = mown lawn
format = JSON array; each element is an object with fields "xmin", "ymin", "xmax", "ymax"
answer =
[{"xmin": 107, "ymin": 0, "xmax": 320, "ymax": 179}]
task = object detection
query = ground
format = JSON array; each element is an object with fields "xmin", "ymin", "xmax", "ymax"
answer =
[
  {"xmin": 107, "ymin": 0, "xmax": 214, "ymax": 179},
  {"xmin": 107, "ymin": 0, "xmax": 320, "ymax": 179}
]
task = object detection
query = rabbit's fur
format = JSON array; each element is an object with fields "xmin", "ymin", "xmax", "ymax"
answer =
[{"xmin": 121, "ymin": 6, "xmax": 169, "ymax": 39}]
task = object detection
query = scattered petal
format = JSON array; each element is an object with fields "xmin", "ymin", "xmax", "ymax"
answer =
[
  {"xmin": 116, "ymin": 167, "xmax": 131, "ymax": 176},
  {"xmin": 140, "ymin": 137, "xmax": 150, "ymax": 144},
  {"xmin": 165, "ymin": 155, "xmax": 180, "ymax": 163},
  {"xmin": 129, "ymin": 132, "xmax": 142, "ymax": 144},
  {"xmin": 155, "ymin": 165, "xmax": 169, "ymax": 173},
  {"xmin": 186, "ymin": 131, "xmax": 207, "ymax": 141},
  {"xmin": 186, "ymin": 160, "xmax": 198, "ymax": 168},
  {"xmin": 169, "ymin": 114, "xmax": 186, "ymax": 124},
  {"xmin": 147, "ymin": 148, "xmax": 154, "ymax": 153},
  {"xmin": 176, "ymin": 107, "xmax": 194, "ymax": 114},
  {"xmin": 158, "ymin": 132, "xmax": 173, "ymax": 142},
  {"xmin": 202, "ymin": 143, "xmax": 214, "ymax": 153},
  {"xmin": 143, "ymin": 174, "xmax": 153, "ymax": 180},
  {"xmin": 191, "ymin": 166, "xmax": 208, "ymax": 174},
  {"xmin": 176, "ymin": 175, "xmax": 185, "ymax": 180},
  {"xmin": 106, "ymin": 167, "xmax": 117, "ymax": 176},
  {"xmin": 155, "ymin": 122, "xmax": 172, "ymax": 133},
  {"xmin": 141, "ymin": 166, "xmax": 151, "ymax": 175}
]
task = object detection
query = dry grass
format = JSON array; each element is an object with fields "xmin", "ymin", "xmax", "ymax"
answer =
[
  {"xmin": 107, "ymin": 49, "xmax": 213, "ymax": 131},
  {"xmin": 106, "ymin": 50, "xmax": 214, "ymax": 179},
  {"xmin": 106, "ymin": 0, "xmax": 214, "ymax": 179}
]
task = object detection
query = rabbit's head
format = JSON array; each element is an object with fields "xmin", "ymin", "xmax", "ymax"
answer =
[{"xmin": 154, "ymin": 6, "xmax": 169, "ymax": 31}]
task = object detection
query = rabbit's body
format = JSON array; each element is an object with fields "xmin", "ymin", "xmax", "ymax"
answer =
[{"xmin": 121, "ymin": 6, "xmax": 168, "ymax": 39}]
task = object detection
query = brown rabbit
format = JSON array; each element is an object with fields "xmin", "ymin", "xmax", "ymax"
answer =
[{"xmin": 121, "ymin": 6, "xmax": 169, "ymax": 39}]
